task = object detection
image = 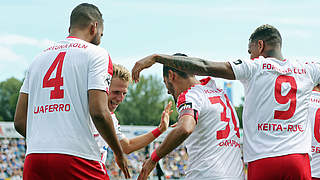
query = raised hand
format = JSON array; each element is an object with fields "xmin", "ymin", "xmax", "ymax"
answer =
[
  {"xmin": 131, "ymin": 54, "xmax": 157, "ymax": 83},
  {"xmin": 159, "ymin": 101, "xmax": 173, "ymax": 133}
]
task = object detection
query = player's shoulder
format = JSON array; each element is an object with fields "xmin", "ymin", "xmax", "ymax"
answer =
[
  {"xmin": 231, "ymin": 57, "xmax": 263, "ymax": 69},
  {"xmin": 176, "ymin": 84, "xmax": 200, "ymax": 108},
  {"xmin": 78, "ymin": 39, "xmax": 109, "ymax": 56},
  {"xmin": 176, "ymin": 78, "xmax": 214, "ymax": 107},
  {"xmin": 66, "ymin": 37, "xmax": 109, "ymax": 57}
]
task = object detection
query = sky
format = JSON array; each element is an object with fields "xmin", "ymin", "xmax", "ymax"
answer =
[{"xmin": 0, "ymin": 0, "xmax": 319, "ymax": 106}]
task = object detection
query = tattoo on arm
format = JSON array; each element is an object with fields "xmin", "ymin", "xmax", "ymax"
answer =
[{"xmin": 154, "ymin": 54, "xmax": 235, "ymax": 79}]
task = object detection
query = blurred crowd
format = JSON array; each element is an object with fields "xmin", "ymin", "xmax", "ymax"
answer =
[
  {"xmin": 105, "ymin": 142, "xmax": 188, "ymax": 179},
  {"xmin": 0, "ymin": 138, "xmax": 25, "ymax": 180},
  {"xmin": 0, "ymin": 138, "xmax": 188, "ymax": 180}
]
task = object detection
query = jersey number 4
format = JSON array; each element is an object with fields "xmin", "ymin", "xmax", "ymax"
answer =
[
  {"xmin": 209, "ymin": 94, "xmax": 240, "ymax": 140},
  {"xmin": 43, "ymin": 52, "xmax": 66, "ymax": 99}
]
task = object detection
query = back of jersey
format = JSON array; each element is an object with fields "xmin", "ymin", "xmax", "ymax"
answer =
[
  {"xmin": 309, "ymin": 91, "xmax": 320, "ymax": 178},
  {"xmin": 230, "ymin": 57, "xmax": 320, "ymax": 162},
  {"xmin": 177, "ymin": 77, "xmax": 243, "ymax": 179},
  {"xmin": 20, "ymin": 37, "xmax": 112, "ymax": 161}
]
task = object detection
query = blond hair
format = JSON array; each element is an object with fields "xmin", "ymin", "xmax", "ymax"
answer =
[{"xmin": 113, "ymin": 64, "xmax": 132, "ymax": 82}]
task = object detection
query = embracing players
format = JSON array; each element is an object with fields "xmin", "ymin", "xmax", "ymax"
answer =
[{"xmin": 132, "ymin": 25, "xmax": 320, "ymax": 179}]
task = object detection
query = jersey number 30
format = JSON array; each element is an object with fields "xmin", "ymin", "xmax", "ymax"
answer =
[
  {"xmin": 209, "ymin": 94, "xmax": 240, "ymax": 140},
  {"xmin": 43, "ymin": 52, "xmax": 66, "ymax": 99}
]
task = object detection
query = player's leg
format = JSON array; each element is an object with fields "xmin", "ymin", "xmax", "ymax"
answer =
[{"xmin": 248, "ymin": 153, "xmax": 311, "ymax": 180}]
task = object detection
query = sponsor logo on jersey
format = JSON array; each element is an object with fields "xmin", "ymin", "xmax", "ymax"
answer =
[
  {"xmin": 105, "ymin": 74, "xmax": 112, "ymax": 87},
  {"xmin": 233, "ymin": 59, "xmax": 242, "ymax": 65},
  {"xmin": 178, "ymin": 102, "xmax": 192, "ymax": 112}
]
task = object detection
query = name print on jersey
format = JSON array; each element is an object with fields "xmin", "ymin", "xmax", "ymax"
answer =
[
  {"xmin": 34, "ymin": 104, "xmax": 71, "ymax": 114},
  {"xmin": 44, "ymin": 43, "xmax": 88, "ymax": 52},
  {"xmin": 312, "ymin": 146, "xmax": 320, "ymax": 154},
  {"xmin": 257, "ymin": 123, "xmax": 304, "ymax": 132},
  {"xmin": 218, "ymin": 139, "xmax": 241, "ymax": 148},
  {"xmin": 262, "ymin": 63, "xmax": 306, "ymax": 74}
]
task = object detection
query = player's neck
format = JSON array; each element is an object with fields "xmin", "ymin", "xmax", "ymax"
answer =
[
  {"xmin": 263, "ymin": 47, "xmax": 284, "ymax": 61},
  {"xmin": 68, "ymin": 31, "xmax": 91, "ymax": 43},
  {"xmin": 313, "ymin": 86, "xmax": 320, "ymax": 92},
  {"xmin": 177, "ymin": 78, "xmax": 200, "ymax": 95}
]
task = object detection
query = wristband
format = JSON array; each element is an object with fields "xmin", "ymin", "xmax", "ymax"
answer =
[
  {"xmin": 151, "ymin": 150, "xmax": 161, "ymax": 162},
  {"xmin": 151, "ymin": 128, "xmax": 162, "ymax": 138}
]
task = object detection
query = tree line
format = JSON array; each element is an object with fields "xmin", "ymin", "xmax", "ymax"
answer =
[{"xmin": 0, "ymin": 76, "xmax": 243, "ymax": 128}]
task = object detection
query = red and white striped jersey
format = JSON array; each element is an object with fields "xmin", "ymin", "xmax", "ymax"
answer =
[
  {"xmin": 230, "ymin": 56, "xmax": 320, "ymax": 162},
  {"xmin": 309, "ymin": 91, "xmax": 320, "ymax": 178},
  {"xmin": 20, "ymin": 36, "xmax": 113, "ymax": 161},
  {"xmin": 176, "ymin": 77, "xmax": 244, "ymax": 180}
]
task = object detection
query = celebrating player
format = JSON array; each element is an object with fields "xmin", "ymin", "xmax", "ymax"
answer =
[
  {"xmin": 132, "ymin": 25, "xmax": 320, "ymax": 179},
  {"xmin": 14, "ymin": 3, "xmax": 130, "ymax": 179},
  {"xmin": 138, "ymin": 53, "xmax": 244, "ymax": 180},
  {"xmin": 93, "ymin": 64, "xmax": 173, "ymax": 164},
  {"xmin": 310, "ymin": 84, "xmax": 320, "ymax": 180}
]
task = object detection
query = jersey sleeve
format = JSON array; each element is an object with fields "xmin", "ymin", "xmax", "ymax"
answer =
[
  {"xmin": 229, "ymin": 59, "xmax": 259, "ymax": 80},
  {"xmin": 20, "ymin": 68, "xmax": 30, "ymax": 94},
  {"xmin": 88, "ymin": 48, "xmax": 113, "ymax": 93},
  {"xmin": 176, "ymin": 88, "xmax": 203, "ymax": 124},
  {"xmin": 306, "ymin": 62, "xmax": 320, "ymax": 85}
]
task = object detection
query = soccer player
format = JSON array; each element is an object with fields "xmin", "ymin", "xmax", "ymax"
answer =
[
  {"xmin": 310, "ymin": 84, "xmax": 320, "ymax": 180},
  {"xmin": 132, "ymin": 25, "xmax": 320, "ymax": 179},
  {"xmin": 13, "ymin": 3, "xmax": 130, "ymax": 180},
  {"xmin": 93, "ymin": 64, "xmax": 173, "ymax": 164},
  {"xmin": 138, "ymin": 54, "xmax": 244, "ymax": 180}
]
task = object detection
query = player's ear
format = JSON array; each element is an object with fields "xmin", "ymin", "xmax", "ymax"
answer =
[
  {"xmin": 168, "ymin": 70, "xmax": 175, "ymax": 81},
  {"xmin": 258, "ymin": 40, "xmax": 264, "ymax": 54},
  {"xmin": 89, "ymin": 22, "xmax": 98, "ymax": 35}
]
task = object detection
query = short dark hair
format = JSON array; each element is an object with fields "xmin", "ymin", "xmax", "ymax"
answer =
[
  {"xmin": 163, "ymin": 53, "xmax": 190, "ymax": 79},
  {"xmin": 249, "ymin": 24, "xmax": 282, "ymax": 47},
  {"xmin": 70, "ymin": 3, "xmax": 103, "ymax": 29}
]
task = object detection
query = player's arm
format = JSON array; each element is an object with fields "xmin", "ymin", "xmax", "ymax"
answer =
[
  {"xmin": 88, "ymin": 89, "xmax": 130, "ymax": 178},
  {"xmin": 14, "ymin": 93, "xmax": 28, "ymax": 138},
  {"xmin": 138, "ymin": 112, "xmax": 196, "ymax": 180},
  {"xmin": 153, "ymin": 113, "xmax": 195, "ymax": 159},
  {"xmin": 120, "ymin": 102, "xmax": 173, "ymax": 154},
  {"xmin": 132, "ymin": 54, "xmax": 235, "ymax": 82}
]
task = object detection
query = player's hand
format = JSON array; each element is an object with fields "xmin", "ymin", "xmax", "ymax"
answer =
[
  {"xmin": 138, "ymin": 158, "xmax": 157, "ymax": 180},
  {"xmin": 115, "ymin": 154, "xmax": 131, "ymax": 179},
  {"xmin": 132, "ymin": 54, "xmax": 157, "ymax": 83},
  {"xmin": 159, "ymin": 101, "xmax": 173, "ymax": 132}
]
